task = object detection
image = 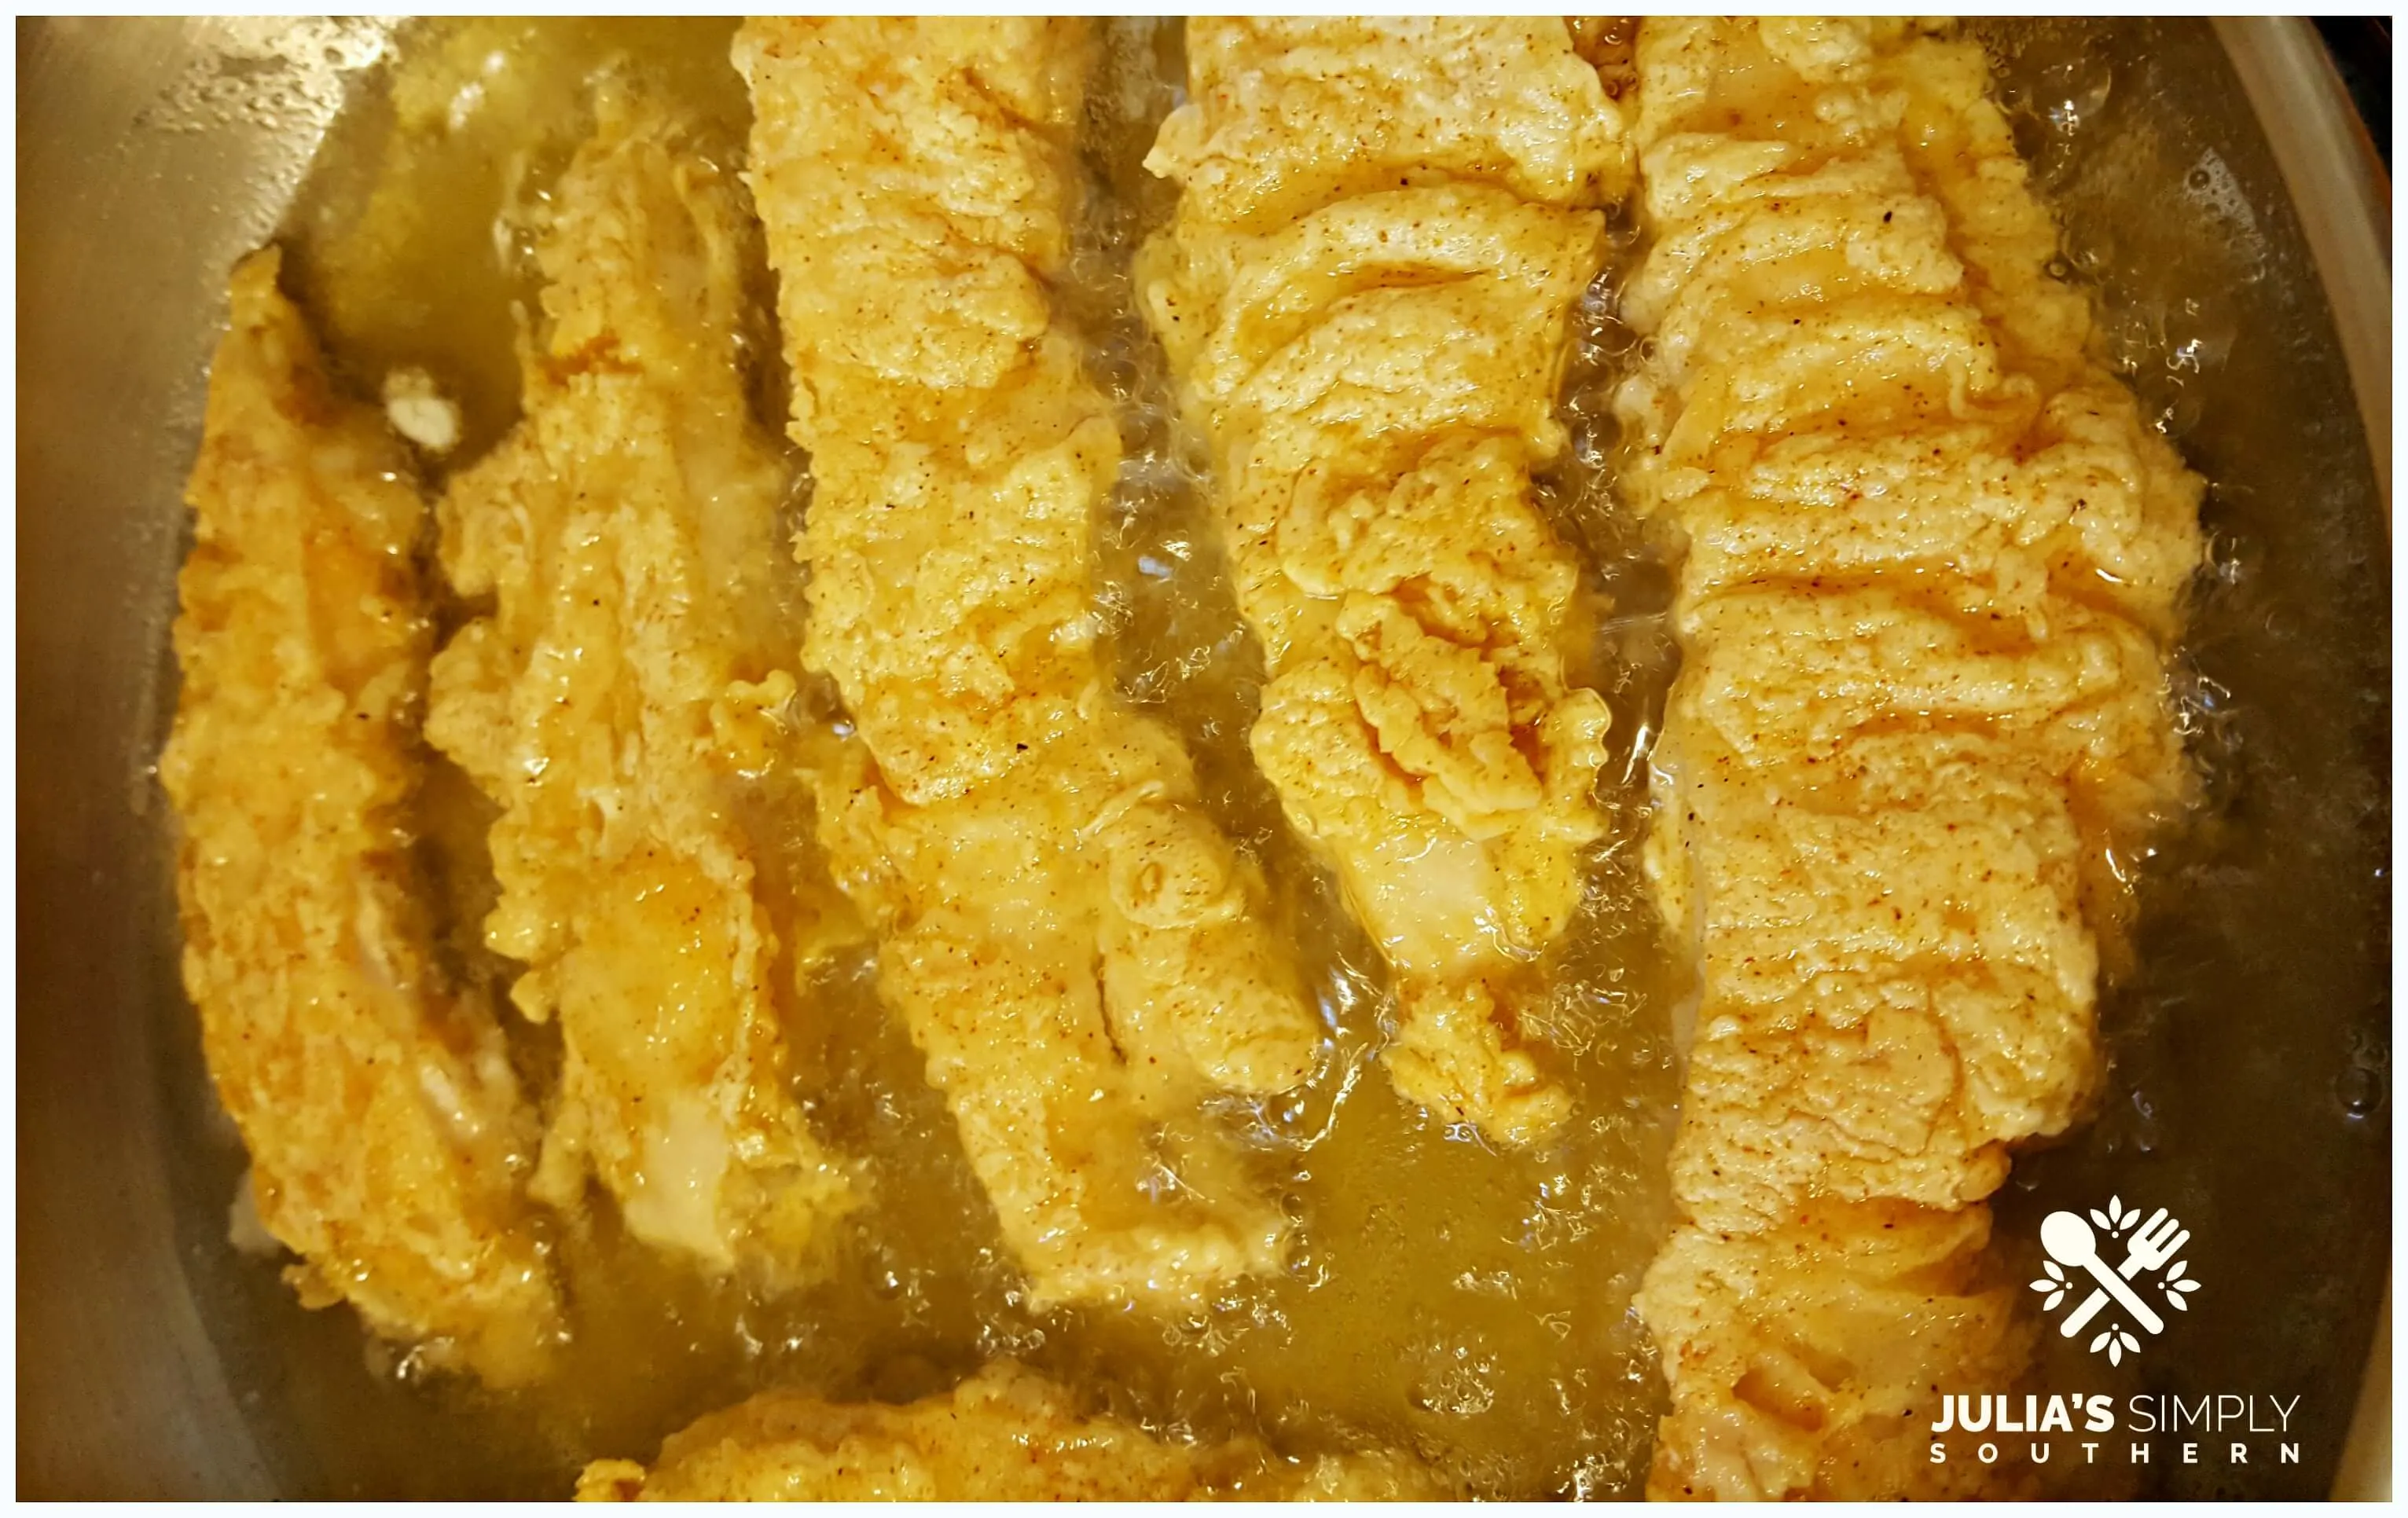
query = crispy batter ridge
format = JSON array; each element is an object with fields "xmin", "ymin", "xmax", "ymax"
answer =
[
  {"xmin": 739, "ymin": 17, "xmax": 1323, "ymax": 1310},
  {"xmin": 162, "ymin": 248, "xmax": 561, "ymax": 1384},
  {"xmin": 577, "ymin": 1362, "xmax": 1449, "ymax": 1501},
  {"xmin": 1617, "ymin": 19, "xmax": 2202, "ymax": 1498},
  {"xmin": 1141, "ymin": 19, "xmax": 1632, "ymax": 1146},
  {"xmin": 427, "ymin": 88, "xmax": 857, "ymax": 1283}
]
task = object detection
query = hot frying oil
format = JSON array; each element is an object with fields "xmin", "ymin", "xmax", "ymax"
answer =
[{"xmin": 272, "ymin": 18, "xmax": 1681, "ymax": 1499}]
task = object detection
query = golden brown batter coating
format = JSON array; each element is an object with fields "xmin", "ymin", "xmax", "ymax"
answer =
[
  {"xmin": 577, "ymin": 1362, "xmax": 1448, "ymax": 1502},
  {"xmin": 739, "ymin": 17, "xmax": 1323, "ymax": 1310},
  {"xmin": 1151, "ymin": 18, "xmax": 1632, "ymax": 233},
  {"xmin": 1142, "ymin": 19, "xmax": 1630, "ymax": 1146},
  {"xmin": 161, "ymin": 248, "xmax": 560, "ymax": 1384},
  {"xmin": 426, "ymin": 87, "xmax": 855, "ymax": 1283},
  {"xmin": 1617, "ymin": 19, "xmax": 2202, "ymax": 1498},
  {"xmin": 1637, "ymin": 1203, "xmax": 2031, "ymax": 1503}
]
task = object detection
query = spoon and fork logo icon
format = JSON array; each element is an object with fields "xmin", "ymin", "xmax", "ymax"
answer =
[{"xmin": 2032, "ymin": 1196, "xmax": 2200, "ymax": 1365}]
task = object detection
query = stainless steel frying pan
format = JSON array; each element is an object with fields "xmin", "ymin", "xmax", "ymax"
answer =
[{"xmin": 17, "ymin": 16, "xmax": 2390, "ymax": 1498}]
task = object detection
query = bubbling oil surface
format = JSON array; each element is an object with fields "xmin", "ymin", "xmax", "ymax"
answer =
[{"xmin": 258, "ymin": 17, "xmax": 1683, "ymax": 1499}]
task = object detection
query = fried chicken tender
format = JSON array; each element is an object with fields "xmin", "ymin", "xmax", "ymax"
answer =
[
  {"xmin": 577, "ymin": 1362, "xmax": 1449, "ymax": 1502},
  {"xmin": 737, "ymin": 17, "xmax": 1323, "ymax": 1309},
  {"xmin": 160, "ymin": 248, "xmax": 561, "ymax": 1384},
  {"xmin": 425, "ymin": 87, "xmax": 855, "ymax": 1283},
  {"xmin": 1141, "ymin": 20, "xmax": 1631, "ymax": 1146},
  {"xmin": 1616, "ymin": 19, "xmax": 2202, "ymax": 1498}
]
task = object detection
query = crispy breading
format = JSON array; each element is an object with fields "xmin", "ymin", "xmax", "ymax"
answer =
[
  {"xmin": 1639, "ymin": 1203, "xmax": 2031, "ymax": 1502},
  {"xmin": 1142, "ymin": 19, "xmax": 1626, "ymax": 1145},
  {"xmin": 1662, "ymin": 733, "xmax": 2101, "ymax": 1225},
  {"xmin": 1151, "ymin": 18, "xmax": 1633, "ymax": 233},
  {"xmin": 738, "ymin": 16, "xmax": 1323, "ymax": 1309},
  {"xmin": 160, "ymin": 248, "xmax": 561, "ymax": 1384},
  {"xmin": 1618, "ymin": 19, "xmax": 2202, "ymax": 1498},
  {"xmin": 576, "ymin": 1362, "xmax": 1450, "ymax": 1502},
  {"xmin": 425, "ymin": 87, "xmax": 855, "ymax": 1282}
]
